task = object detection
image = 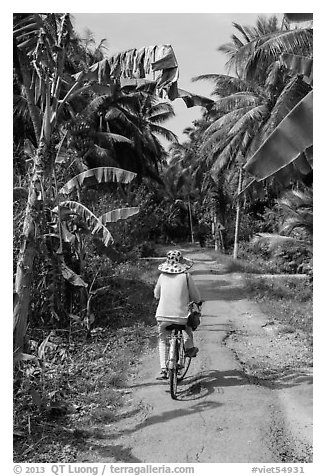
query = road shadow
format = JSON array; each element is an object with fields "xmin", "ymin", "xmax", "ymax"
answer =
[
  {"xmin": 82, "ymin": 443, "xmax": 142, "ymax": 463},
  {"xmin": 176, "ymin": 369, "xmax": 247, "ymax": 401},
  {"xmin": 95, "ymin": 399, "xmax": 223, "ymax": 443},
  {"xmin": 174, "ymin": 367, "xmax": 312, "ymax": 399},
  {"xmin": 129, "ymin": 369, "xmax": 247, "ymax": 400},
  {"xmin": 247, "ymin": 369, "xmax": 313, "ymax": 390}
]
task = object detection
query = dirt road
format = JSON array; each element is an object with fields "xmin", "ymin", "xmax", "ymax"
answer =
[{"xmin": 83, "ymin": 250, "xmax": 312, "ymax": 463}]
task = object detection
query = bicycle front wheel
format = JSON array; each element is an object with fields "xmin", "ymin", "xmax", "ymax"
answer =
[
  {"xmin": 168, "ymin": 336, "xmax": 178, "ymax": 399},
  {"xmin": 169, "ymin": 368, "xmax": 178, "ymax": 399},
  {"xmin": 177, "ymin": 356, "xmax": 191, "ymax": 382}
]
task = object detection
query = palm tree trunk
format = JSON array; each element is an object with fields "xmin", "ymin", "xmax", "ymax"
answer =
[
  {"xmin": 233, "ymin": 167, "xmax": 243, "ymax": 259},
  {"xmin": 213, "ymin": 213, "xmax": 218, "ymax": 251},
  {"xmin": 13, "ymin": 142, "xmax": 47, "ymax": 353},
  {"xmin": 187, "ymin": 197, "xmax": 194, "ymax": 243}
]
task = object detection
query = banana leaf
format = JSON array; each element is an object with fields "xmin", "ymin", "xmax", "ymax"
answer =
[
  {"xmin": 98, "ymin": 207, "xmax": 139, "ymax": 224},
  {"xmin": 244, "ymin": 91, "xmax": 313, "ymax": 181},
  {"xmin": 59, "ymin": 167, "xmax": 137, "ymax": 195},
  {"xmin": 60, "ymin": 260, "xmax": 88, "ymax": 287},
  {"xmin": 284, "ymin": 13, "xmax": 313, "ymax": 22},
  {"xmin": 280, "ymin": 53, "xmax": 313, "ymax": 84},
  {"xmin": 73, "ymin": 45, "xmax": 179, "ymax": 100},
  {"xmin": 177, "ymin": 88, "xmax": 214, "ymax": 109},
  {"xmin": 55, "ymin": 201, "xmax": 114, "ymax": 247},
  {"xmin": 152, "ymin": 45, "xmax": 178, "ymax": 71}
]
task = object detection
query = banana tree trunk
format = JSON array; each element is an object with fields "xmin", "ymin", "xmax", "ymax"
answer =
[
  {"xmin": 13, "ymin": 141, "xmax": 47, "ymax": 353},
  {"xmin": 233, "ymin": 167, "xmax": 243, "ymax": 260},
  {"xmin": 17, "ymin": 51, "xmax": 42, "ymax": 142}
]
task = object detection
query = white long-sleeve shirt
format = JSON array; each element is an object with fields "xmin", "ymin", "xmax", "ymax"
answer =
[{"xmin": 154, "ymin": 272, "xmax": 201, "ymax": 321}]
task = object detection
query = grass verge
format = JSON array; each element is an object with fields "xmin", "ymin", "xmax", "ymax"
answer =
[
  {"xmin": 206, "ymin": 247, "xmax": 312, "ymax": 339},
  {"xmin": 244, "ymin": 275, "xmax": 313, "ymax": 341}
]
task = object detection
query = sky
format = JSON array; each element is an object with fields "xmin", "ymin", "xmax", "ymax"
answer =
[{"xmin": 71, "ymin": 12, "xmax": 282, "ymax": 143}]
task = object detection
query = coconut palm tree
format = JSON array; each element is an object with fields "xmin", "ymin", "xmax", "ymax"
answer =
[
  {"xmin": 220, "ymin": 13, "xmax": 313, "ymax": 183},
  {"xmin": 192, "ymin": 14, "xmax": 312, "ymax": 256},
  {"xmin": 77, "ymin": 83, "xmax": 177, "ymax": 181},
  {"xmin": 194, "ymin": 18, "xmax": 312, "ymax": 186},
  {"xmin": 244, "ymin": 14, "xmax": 313, "ymax": 182}
]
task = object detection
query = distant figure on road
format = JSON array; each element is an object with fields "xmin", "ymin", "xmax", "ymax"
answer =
[{"xmin": 154, "ymin": 250, "xmax": 201, "ymax": 380}]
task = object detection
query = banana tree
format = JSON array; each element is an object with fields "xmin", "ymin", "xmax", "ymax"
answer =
[
  {"xmin": 14, "ymin": 13, "xmax": 78, "ymax": 353},
  {"xmin": 244, "ymin": 91, "xmax": 313, "ymax": 181},
  {"xmin": 13, "ymin": 13, "xmax": 181, "ymax": 353}
]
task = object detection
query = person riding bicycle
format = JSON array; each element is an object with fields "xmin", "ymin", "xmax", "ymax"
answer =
[{"xmin": 154, "ymin": 250, "xmax": 201, "ymax": 380}]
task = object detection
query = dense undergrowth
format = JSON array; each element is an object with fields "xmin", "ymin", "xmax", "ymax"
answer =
[{"xmin": 13, "ymin": 259, "xmax": 160, "ymax": 463}]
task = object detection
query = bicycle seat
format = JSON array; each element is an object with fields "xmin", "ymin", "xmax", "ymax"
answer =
[{"xmin": 165, "ymin": 324, "xmax": 186, "ymax": 331}]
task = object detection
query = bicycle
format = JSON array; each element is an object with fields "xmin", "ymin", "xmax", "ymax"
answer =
[
  {"xmin": 165, "ymin": 301, "xmax": 202, "ymax": 400},
  {"xmin": 165, "ymin": 324, "xmax": 191, "ymax": 400}
]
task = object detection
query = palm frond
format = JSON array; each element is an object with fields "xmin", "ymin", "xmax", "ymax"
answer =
[
  {"xmin": 228, "ymin": 104, "xmax": 269, "ymax": 136},
  {"xmin": 245, "ymin": 28, "xmax": 313, "ymax": 80},
  {"xmin": 251, "ymin": 232, "xmax": 311, "ymax": 250},
  {"xmin": 232, "ymin": 23, "xmax": 251, "ymax": 43},
  {"xmin": 150, "ymin": 124, "xmax": 178, "ymax": 142},
  {"xmin": 203, "ymin": 106, "xmax": 255, "ymax": 139},
  {"xmin": 149, "ymin": 110, "xmax": 175, "ymax": 124},
  {"xmin": 86, "ymin": 144, "xmax": 119, "ymax": 167},
  {"xmin": 210, "ymin": 132, "xmax": 245, "ymax": 178},
  {"xmin": 193, "ymin": 74, "xmax": 253, "ymax": 96},
  {"xmin": 212, "ymin": 92, "xmax": 263, "ymax": 114},
  {"xmin": 105, "ymin": 108, "xmax": 141, "ymax": 136},
  {"xmin": 94, "ymin": 132, "xmax": 133, "ymax": 147},
  {"xmin": 149, "ymin": 101, "xmax": 174, "ymax": 118}
]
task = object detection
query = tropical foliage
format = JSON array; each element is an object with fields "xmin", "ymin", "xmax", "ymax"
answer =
[
  {"xmin": 13, "ymin": 12, "xmax": 313, "ymax": 356},
  {"xmin": 13, "ymin": 13, "xmax": 181, "ymax": 354}
]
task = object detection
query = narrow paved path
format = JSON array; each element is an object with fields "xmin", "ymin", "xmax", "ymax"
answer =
[{"xmin": 84, "ymin": 250, "xmax": 312, "ymax": 463}]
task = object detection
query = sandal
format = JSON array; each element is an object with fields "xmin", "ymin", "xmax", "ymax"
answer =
[{"xmin": 156, "ymin": 369, "xmax": 168, "ymax": 380}]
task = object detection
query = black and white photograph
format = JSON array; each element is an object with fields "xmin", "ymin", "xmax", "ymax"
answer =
[{"xmin": 11, "ymin": 5, "xmax": 314, "ymax": 473}]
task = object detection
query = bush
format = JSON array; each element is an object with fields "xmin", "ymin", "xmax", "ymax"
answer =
[
  {"xmin": 238, "ymin": 238, "xmax": 312, "ymax": 276},
  {"xmin": 272, "ymin": 242, "xmax": 312, "ymax": 275},
  {"xmin": 134, "ymin": 241, "xmax": 157, "ymax": 258}
]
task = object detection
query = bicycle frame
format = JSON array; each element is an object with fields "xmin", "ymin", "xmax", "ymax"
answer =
[{"xmin": 167, "ymin": 329, "xmax": 184, "ymax": 370}]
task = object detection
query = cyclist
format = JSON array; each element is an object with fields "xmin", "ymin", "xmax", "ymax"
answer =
[{"xmin": 154, "ymin": 250, "xmax": 201, "ymax": 380}]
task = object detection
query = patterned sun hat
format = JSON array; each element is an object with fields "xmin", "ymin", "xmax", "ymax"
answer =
[{"xmin": 158, "ymin": 250, "xmax": 193, "ymax": 274}]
